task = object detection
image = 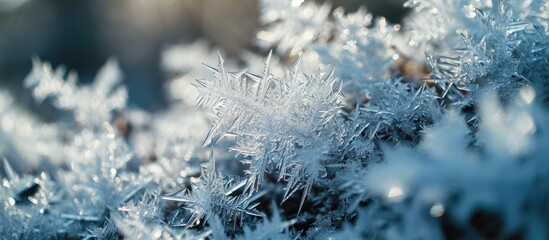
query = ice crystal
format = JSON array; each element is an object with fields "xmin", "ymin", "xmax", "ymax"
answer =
[
  {"xmin": 316, "ymin": 8, "xmax": 397, "ymax": 100},
  {"xmin": 256, "ymin": 0, "xmax": 332, "ymax": 55},
  {"xmin": 1, "ymin": 158, "xmax": 63, "ymax": 239},
  {"xmin": 24, "ymin": 59, "xmax": 127, "ymax": 125},
  {"xmin": 161, "ymin": 41, "xmax": 285, "ymax": 106},
  {"xmin": 161, "ymin": 151, "xmax": 263, "ymax": 227},
  {"xmin": 358, "ymin": 91, "xmax": 549, "ymax": 239},
  {"xmin": 134, "ymin": 106, "xmax": 210, "ymax": 191},
  {"xmin": 109, "ymin": 190, "xmax": 181, "ymax": 240},
  {"xmin": 195, "ymin": 52, "xmax": 345, "ymax": 209},
  {"xmin": 88, "ymin": 219, "xmax": 119, "ymax": 240},
  {"xmin": 236, "ymin": 202, "xmax": 296, "ymax": 240},
  {"xmin": 425, "ymin": 0, "xmax": 548, "ymax": 111},
  {"xmin": 0, "ymin": 91, "xmax": 63, "ymax": 168},
  {"xmin": 208, "ymin": 202, "xmax": 296, "ymax": 240},
  {"xmin": 2, "ymin": 0, "xmax": 549, "ymax": 239},
  {"xmin": 57, "ymin": 122, "xmax": 139, "ymax": 220},
  {"xmin": 364, "ymin": 81, "xmax": 439, "ymax": 142}
]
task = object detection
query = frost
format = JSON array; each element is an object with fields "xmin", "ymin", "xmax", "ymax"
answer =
[
  {"xmin": 1, "ymin": 159, "xmax": 62, "ymax": 239},
  {"xmin": 57, "ymin": 122, "xmax": 139, "ymax": 220},
  {"xmin": 315, "ymin": 8, "xmax": 397, "ymax": 100},
  {"xmin": 0, "ymin": 91, "xmax": 63, "ymax": 167},
  {"xmin": 356, "ymin": 80, "xmax": 440, "ymax": 144},
  {"xmin": 161, "ymin": 151, "xmax": 263, "ymax": 227},
  {"xmin": 359, "ymin": 92, "xmax": 549, "ymax": 239},
  {"xmin": 2, "ymin": 0, "xmax": 549, "ymax": 238},
  {"xmin": 236, "ymin": 202, "xmax": 296, "ymax": 240},
  {"xmin": 88, "ymin": 219, "xmax": 119, "ymax": 240},
  {"xmin": 161, "ymin": 40, "xmax": 212, "ymax": 75},
  {"xmin": 256, "ymin": 0, "xmax": 332, "ymax": 55},
  {"xmin": 195, "ymin": 52, "xmax": 344, "ymax": 207},
  {"xmin": 24, "ymin": 59, "xmax": 127, "ymax": 125},
  {"xmin": 208, "ymin": 202, "xmax": 296, "ymax": 240},
  {"xmin": 417, "ymin": 0, "xmax": 548, "ymax": 106}
]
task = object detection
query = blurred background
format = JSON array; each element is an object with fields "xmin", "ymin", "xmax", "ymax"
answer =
[{"xmin": 0, "ymin": 0, "xmax": 406, "ymax": 111}]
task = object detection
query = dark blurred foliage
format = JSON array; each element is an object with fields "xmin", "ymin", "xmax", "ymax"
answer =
[
  {"xmin": 0, "ymin": 0, "xmax": 405, "ymax": 110},
  {"xmin": 325, "ymin": 0, "xmax": 408, "ymax": 23}
]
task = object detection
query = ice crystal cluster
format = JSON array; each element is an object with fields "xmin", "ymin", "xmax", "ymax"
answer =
[{"xmin": 1, "ymin": 0, "xmax": 548, "ymax": 239}]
